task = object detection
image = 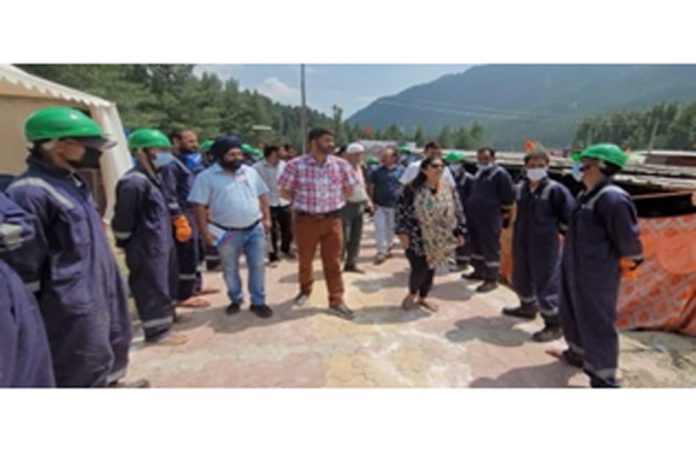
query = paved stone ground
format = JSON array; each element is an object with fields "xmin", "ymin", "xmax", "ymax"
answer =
[{"xmin": 125, "ymin": 222, "xmax": 696, "ymax": 388}]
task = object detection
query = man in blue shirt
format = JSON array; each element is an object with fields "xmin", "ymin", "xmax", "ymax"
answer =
[
  {"xmin": 368, "ymin": 146, "xmax": 404, "ymax": 265},
  {"xmin": 189, "ymin": 136, "xmax": 274, "ymax": 318}
]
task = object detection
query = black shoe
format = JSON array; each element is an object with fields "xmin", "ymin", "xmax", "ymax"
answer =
[
  {"xmin": 283, "ymin": 251, "xmax": 297, "ymax": 260},
  {"xmin": 225, "ymin": 302, "xmax": 241, "ymax": 315},
  {"xmin": 268, "ymin": 254, "xmax": 280, "ymax": 263},
  {"xmin": 108, "ymin": 378, "xmax": 151, "ymax": 388},
  {"xmin": 532, "ymin": 325, "xmax": 563, "ymax": 342},
  {"xmin": 328, "ymin": 303, "xmax": 355, "ymax": 320},
  {"xmin": 343, "ymin": 265, "xmax": 365, "ymax": 274},
  {"xmin": 502, "ymin": 304, "xmax": 538, "ymax": 320},
  {"xmin": 476, "ymin": 281, "xmax": 498, "ymax": 293},
  {"xmin": 462, "ymin": 271, "xmax": 486, "ymax": 281},
  {"xmin": 250, "ymin": 304, "xmax": 274, "ymax": 318}
]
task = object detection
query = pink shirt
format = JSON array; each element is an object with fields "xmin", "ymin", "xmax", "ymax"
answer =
[{"xmin": 278, "ymin": 154, "xmax": 358, "ymax": 214}]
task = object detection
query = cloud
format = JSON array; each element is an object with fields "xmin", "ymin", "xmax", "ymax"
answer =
[{"xmin": 256, "ymin": 77, "xmax": 301, "ymax": 104}]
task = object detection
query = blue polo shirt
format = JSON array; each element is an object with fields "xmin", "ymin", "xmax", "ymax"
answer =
[
  {"xmin": 188, "ymin": 164, "xmax": 269, "ymax": 228},
  {"xmin": 369, "ymin": 165, "xmax": 404, "ymax": 208}
]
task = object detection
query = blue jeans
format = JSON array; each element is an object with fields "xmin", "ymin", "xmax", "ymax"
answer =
[{"xmin": 218, "ymin": 222, "xmax": 266, "ymax": 306}]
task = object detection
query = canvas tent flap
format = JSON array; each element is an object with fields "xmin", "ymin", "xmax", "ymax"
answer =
[
  {"xmin": 0, "ymin": 64, "xmax": 132, "ymax": 221},
  {"xmin": 0, "ymin": 64, "xmax": 110, "ymax": 107}
]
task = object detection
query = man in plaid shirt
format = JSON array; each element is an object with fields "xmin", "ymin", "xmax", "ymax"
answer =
[{"xmin": 278, "ymin": 128, "xmax": 358, "ymax": 319}]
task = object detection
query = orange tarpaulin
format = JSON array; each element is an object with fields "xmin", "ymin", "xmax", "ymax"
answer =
[{"xmin": 501, "ymin": 214, "xmax": 696, "ymax": 336}]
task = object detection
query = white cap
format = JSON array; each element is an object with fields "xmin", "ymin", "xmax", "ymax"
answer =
[{"xmin": 346, "ymin": 143, "xmax": 365, "ymax": 154}]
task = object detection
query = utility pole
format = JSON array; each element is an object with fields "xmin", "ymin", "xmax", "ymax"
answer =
[
  {"xmin": 648, "ymin": 117, "xmax": 659, "ymax": 154},
  {"xmin": 300, "ymin": 64, "xmax": 308, "ymax": 154}
]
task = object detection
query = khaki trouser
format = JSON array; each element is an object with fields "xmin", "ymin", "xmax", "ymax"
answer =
[{"xmin": 294, "ymin": 214, "xmax": 345, "ymax": 307}]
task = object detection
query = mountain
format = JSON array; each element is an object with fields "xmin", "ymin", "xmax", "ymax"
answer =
[{"xmin": 348, "ymin": 65, "xmax": 696, "ymax": 148}]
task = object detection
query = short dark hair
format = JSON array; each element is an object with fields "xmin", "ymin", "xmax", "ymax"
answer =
[
  {"xmin": 169, "ymin": 128, "xmax": 195, "ymax": 141},
  {"xmin": 524, "ymin": 150, "xmax": 549, "ymax": 165},
  {"xmin": 284, "ymin": 143, "xmax": 295, "ymax": 150},
  {"xmin": 264, "ymin": 144, "xmax": 280, "ymax": 158},
  {"xmin": 336, "ymin": 145, "xmax": 347, "ymax": 156},
  {"xmin": 28, "ymin": 139, "xmax": 52, "ymax": 155},
  {"xmin": 424, "ymin": 141, "xmax": 440, "ymax": 151},
  {"xmin": 308, "ymin": 128, "xmax": 333, "ymax": 142},
  {"xmin": 477, "ymin": 146, "xmax": 496, "ymax": 158}
]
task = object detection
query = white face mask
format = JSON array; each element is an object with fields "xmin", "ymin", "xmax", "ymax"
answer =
[
  {"xmin": 526, "ymin": 167, "xmax": 548, "ymax": 182},
  {"xmin": 477, "ymin": 162, "xmax": 493, "ymax": 171},
  {"xmin": 152, "ymin": 151, "xmax": 175, "ymax": 168}
]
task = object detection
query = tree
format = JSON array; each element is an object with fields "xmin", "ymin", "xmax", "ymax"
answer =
[
  {"xmin": 414, "ymin": 125, "xmax": 426, "ymax": 146},
  {"xmin": 332, "ymin": 105, "xmax": 347, "ymax": 144},
  {"xmin": 573, "ymin": 101, "xmax": 693, "ymax": 150},
  {"xmin": 469, "ymin": 121, "xmax": 485, "ymax": 149},
  {"xmin": 438, "ymin": 126, "xmax": 453, "ymax": 148},
  {"xmin": 19, "ymin": 64, "xmax": 360, "ymax": 150},
  {"xmin": 454, "ymin": 127, "xmax": 471, "ymax": 149},
  {"xmin": 383, "ymin": 124, "xmax": 403, "ymax": 141}
]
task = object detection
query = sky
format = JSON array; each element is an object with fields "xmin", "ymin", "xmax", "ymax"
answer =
[{"xmin": 193, "ymin": 64, "xmax": 471, "ymax": 118}]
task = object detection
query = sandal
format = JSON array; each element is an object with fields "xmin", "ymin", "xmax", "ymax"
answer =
[
  {"xmin": 418, "ymin": 298, "xmax": 439, "ymax": 312},
  {"xmin": 176, "ymin": 296, "xmax": 211, "ymax": 309},
  {"xmin": 401, "ymin": 294, "xmax": 416, "ymax": 310}
]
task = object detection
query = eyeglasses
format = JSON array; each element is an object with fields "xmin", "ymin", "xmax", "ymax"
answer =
[{"xmin": 429, "ymin": 164, "xmax": 444, "ymax": 169}]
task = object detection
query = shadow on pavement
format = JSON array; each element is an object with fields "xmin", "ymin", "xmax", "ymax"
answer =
[
  {"xmin": 173, "ymin": 298, "xmax": 325, "ymax": 336},
  {"xmin": 469, "ymin": 361, "xmax": 582, "ymax": 388},
  {"xmin": 430, "ymin": 279, "xmax": 475, "ymax": 302},
  {"xmin": 350, "ymin": 271, "xmax": 410, "ymax": 293},
  {"xmin": 353, "ymin": 305, "xmax": 431, "ymax": 325},
  {"xmin": 444, "ymin": 315, "xmax": 531, "ymax": 347}
]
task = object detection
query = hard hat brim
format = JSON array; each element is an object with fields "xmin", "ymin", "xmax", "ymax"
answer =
[{"xmin": 78, "ymin": 137, "xmax": 117, "ymax": 151}]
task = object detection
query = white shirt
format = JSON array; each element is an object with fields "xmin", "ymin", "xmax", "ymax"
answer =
[
  {"xmin": 346, "ymin": 164, "xmax": 369, "ymax": 203},
  {"xmin": 188, "ymin": 164, "xmax": 269, "ymax": 228},
  {"xmin": 253, "ymin": 160, "xmax": 290, "ymax": 207},
  {"xmin": 399, "ymin": 160, "xmax": 455, "ymax": 186}
]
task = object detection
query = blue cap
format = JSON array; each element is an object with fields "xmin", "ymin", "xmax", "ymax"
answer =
[{"xmin": 211, "ymin": 135, "xmax": 243, "ymax": 159}]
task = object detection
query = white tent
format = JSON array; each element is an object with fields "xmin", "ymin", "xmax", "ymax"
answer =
[{"xmin": 0, "ymin": 64, "xmax": 132, "ymax": 220}]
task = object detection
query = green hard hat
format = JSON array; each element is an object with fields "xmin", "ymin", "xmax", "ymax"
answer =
[
  {"xmin": 200, "ymin": 139, "xmax": 214, "ymax": 153},
  {"xmin": 571, "ymin": 143, "xmax": 628, "ymax": 169},
  {"xmin": 366, "ymin": 155, "xmax": 380, "ymax": 165},
  {"xmin": 444, "ymin": 151, "xmax": 466, "ymax": 164},
  {"xmin": 128, "ymin": 128, "xmax": 172, "ymax": 151},
  {"xmin": 25, "ymin": 106, "xmax": 107, "ymax": 143},
  {"xmin": 399, "ymin": 146, "xmax": 413, "ymax": 154},
  {"xmin": 242, "ymin": 143, "xmax": 263, "ymax": 159}
]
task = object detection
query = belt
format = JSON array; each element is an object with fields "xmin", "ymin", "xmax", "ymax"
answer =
[
  {"xmin": 210, "ymin": 219, "xmax": 261, "ymax": 232},
  {"xmin": 295, "ymin": 210, "xmax": 341, "ymax": 219}
]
